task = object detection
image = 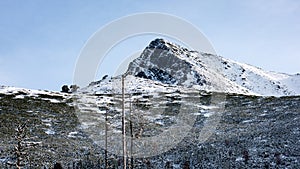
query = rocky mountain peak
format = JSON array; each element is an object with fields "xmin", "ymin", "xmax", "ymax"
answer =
[
  {"xmin": 145, "ymin": 38, "xmax": 191, "ymax": 55},
  {"xmin": 81, "ymin": 38, "xmax": 299, "ymax": 96},
  {"xmin": 147, "ymin": 38, "xmax": 168, "ymax": 50},
  {"xmin": 123, "ymin": 38, "xmax": 300, "ymax": 96},
  {"xmin": 126, "ymin": 38, "xmax": 204, "ymax": 86}
]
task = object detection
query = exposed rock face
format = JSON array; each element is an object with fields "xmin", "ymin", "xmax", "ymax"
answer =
[{"xmin": 126, "ymin": 39, "xmax": 215, "ymax": 87}]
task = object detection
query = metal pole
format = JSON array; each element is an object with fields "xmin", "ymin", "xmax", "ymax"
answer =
[
  {"xmin": 105, "ymin": 108, "xmax": 108, "ymax": 168},
  {"xmin": 129, "ymin": 94, "xmax": 133, "ymax": 168},
  {"xmin": 122, "ymin": 75, "xmax": 127, "ymax": 169}
]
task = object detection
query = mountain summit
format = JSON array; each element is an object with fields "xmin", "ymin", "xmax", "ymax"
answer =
[{"xmin": 84, "ymin": 38, "xmax": 300, "ymax": 96}]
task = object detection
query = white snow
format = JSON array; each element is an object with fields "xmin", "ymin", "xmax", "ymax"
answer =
[
  {"xmin": 203, "ymin": 112, "xmax": 215, "ymax": 118},
  {"xmin": 15, "ymin": 95, "xmax": 25, "ymax": 99},
  {"xmin": 42, "ymin": 98, "xmax": 62, "ymax": 103},
  {"xmin": 193, "ymin": 112, "xmax": 202, "ymax": 116},
  {"xmin": 242, "ymin": 119, "xmax": 254, "ymax": 123},
  {"xmin": 23, "ymin": 141, "xmax": 42, "ymax": 146},
  {"xmin": 45, "ymin": 129, "xmax": 55, "ymax": 135},
  {"xmin": 68, "ymin": 131, "xmax": 79, "ymax": 138},
  {"xmin": 235, "ymin": 157, "xmax": 244, "ymax": 162},
  {"xmin": 80, "ymin": 122, "xmax": 98, "ymax": 129},
  {"xmin": 280, "ymin": 74, "xmax": 300, "ymax": 95}
]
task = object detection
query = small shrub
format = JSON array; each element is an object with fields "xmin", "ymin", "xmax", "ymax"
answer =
[{"xmin": 61, "ymin": 85, "xmax": 69, "ymax": 93}]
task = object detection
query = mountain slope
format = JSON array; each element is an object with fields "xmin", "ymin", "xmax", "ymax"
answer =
[
  {"xmin": 120, "ymin": 38, "xmax": 298, "ymax": 96},
  {"xmin": 1, "ymin": 86, "xmax": 300, "ymax": 168}
]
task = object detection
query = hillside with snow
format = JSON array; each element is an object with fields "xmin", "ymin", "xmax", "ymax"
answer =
[{"xmin": 0, "ymin": 39, "xmax": 300, "ymax": 168}]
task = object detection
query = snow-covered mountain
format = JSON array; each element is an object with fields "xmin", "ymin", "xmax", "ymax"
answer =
[
  {"xmin": 1, "ymin": 39, "xmax": 298, "ymax": 97},
  {"xmin": 82, "ymin": 38, "xmax": 300, "ymax": 96},
  {"xmin": 1, "ymin": 39, "xmax": 300, "ymax": 168}
]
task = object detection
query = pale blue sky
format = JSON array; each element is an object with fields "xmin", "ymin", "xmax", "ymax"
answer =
[{"xmin": 0, "ymin": 0, "xmax": 299, "ymax": 91}]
